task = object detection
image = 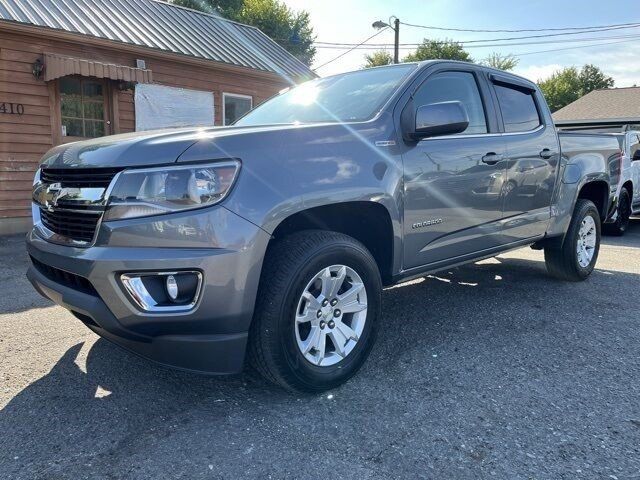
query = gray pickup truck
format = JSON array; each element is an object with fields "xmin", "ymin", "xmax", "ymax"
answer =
[{"xmin": 27, "ymin": 61, "xmax": 621, "ymax": 392}]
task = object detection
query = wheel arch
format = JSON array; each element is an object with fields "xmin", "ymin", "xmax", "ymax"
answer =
[
  {"xmin": 577, "ymin": 179, "xmax": 609, "ymax": 221},
  {"xmin": 268, "ymin": 201, "xmax": 398, "ymax": 285}
]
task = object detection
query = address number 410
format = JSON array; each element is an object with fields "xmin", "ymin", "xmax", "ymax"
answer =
[{"xmin": 0, "ymin": 103, "xmax": 25, "ymax": 115}]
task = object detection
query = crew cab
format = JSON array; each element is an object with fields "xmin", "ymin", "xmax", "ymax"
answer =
[{"xmin": 27, "ymin": 61, "xmax": 620, "ymax": 392}]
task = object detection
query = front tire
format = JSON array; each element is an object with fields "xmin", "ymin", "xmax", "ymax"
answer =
[
  {"xmin": 603, "ymin": 188, "xmax": 631, "ymax": 236},
  {"xmin": 544, "ymin": 199, "xmax": 601, "ymax": 281},
  {"xmin": 248, "ymin": 230, "xmax": 382, "ymax": 393}
]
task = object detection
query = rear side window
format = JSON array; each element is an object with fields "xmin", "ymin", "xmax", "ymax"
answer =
[
  {"xmin": 413, "ymin": 71, "xmax": 488, "ymax": 134},
  {"xmin": 494, "ymin": 84, "xmax": 541, "ymax": 133}
]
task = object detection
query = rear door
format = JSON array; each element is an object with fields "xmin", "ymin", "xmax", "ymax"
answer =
[
  {"xmin": 401, "ymin": 67, "xmax": 508, "ymax": 269},
  {"xmin": 490, "ymin": 75, "xmax": 560, "ymax": 241}
]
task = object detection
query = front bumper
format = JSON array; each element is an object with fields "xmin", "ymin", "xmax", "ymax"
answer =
[{"xmin": 26, "ymin": 206, "xmax": 271, "ymax": 374}]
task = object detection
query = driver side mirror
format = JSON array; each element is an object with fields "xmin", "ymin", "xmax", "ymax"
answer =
[{"xmin": 409, "ymin": 101, "xmax": 469, "ymax": 140}]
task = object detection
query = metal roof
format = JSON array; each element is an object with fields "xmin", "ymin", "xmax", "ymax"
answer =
[
  {"xmin": 553, "ymin": 87, "xmax": 640, "ymax": 123},
  {"xmin": 0, "ymin": 0, "xmax": 315, "ymax": 81}
]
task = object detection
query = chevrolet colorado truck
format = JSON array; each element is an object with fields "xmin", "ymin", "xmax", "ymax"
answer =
[{"xmin": 27, "ymin": 61, "xmax": 621, "ymax": 392}]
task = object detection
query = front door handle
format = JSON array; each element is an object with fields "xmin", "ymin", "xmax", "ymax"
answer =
[
  {"xmin": 481, "ymin": 152, "xmax": 503, "ymax": 165},
  {"xmin": 539, "ymin": 148, "xmax": 554, "ymax": 159}
]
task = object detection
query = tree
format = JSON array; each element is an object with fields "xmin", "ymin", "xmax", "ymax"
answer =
[
  {"xmin": 538, "ymin": 64, "xmax": 614, "ymax": 112},
  {"xmin": 403, "ymin": 39, "xmax": 472, "ymax": 63},
  {"xmin": 538, "ymin": 67, "xmax": 581, "ymax": 112},
  {"xmin": 363, "ymin": 50, "xmax": 393, "ymax": 68},
  {"xmin": 167, "ymin": 0, "xmax": 316, "ymax": 66},
  {"xmin": 481, "ymin": 53, "xmax": 519, "ymax": 71},
  {"xmin": 579, "ymin": 64, "xmax": 614, "ymax": 93}
]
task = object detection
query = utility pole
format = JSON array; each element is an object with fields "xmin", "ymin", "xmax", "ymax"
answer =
[
  {"xmin": 372, "ymin": 16, "xmax": 400, "ymax": 64},
  {"xmin": 393, "ymin": 17, "xmax": 400, "ymax": 64}
]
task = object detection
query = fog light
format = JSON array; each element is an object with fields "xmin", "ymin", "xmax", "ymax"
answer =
[
  {"xmin": 166, "ymin": 275, "xmax": 178, "ymax": 301},
  {"xmin": 120, "ymin": 271, "xmax": 202, "ymax": 312}
]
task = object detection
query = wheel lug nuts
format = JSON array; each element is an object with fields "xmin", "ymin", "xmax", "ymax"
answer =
[
  {"xmin": 317, "ymin": 310, "xmax": 322, "ymax": 318},
  {"xmin": 322, "ymin": 299, "xmax": 329, "ymax": 307},
  {"xmin": 319, "ymin": 321, "xmax": 326, "ymax": 329},
  {"xmin": 328, "ymin": 320, "xmax": 335, "ymax": 329},
  {"xmin": 330, "ymin": 299, "xmax": 338, "ymax": 306},
  {"xmin": 334, "ymin": 309, "xmax": 341, "ymax": 317}
]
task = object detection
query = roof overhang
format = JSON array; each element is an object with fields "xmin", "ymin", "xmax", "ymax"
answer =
[
  {"xmin": 554, "ymin": 117, "xmax": 640, "ymax": 126},
  {"xmin": 44, "ymin": 52, "xmax": 153, "ymax": 83},
  {"xmin": 0, "ymin": 19, "xmax": 314, "ymax": 84}
]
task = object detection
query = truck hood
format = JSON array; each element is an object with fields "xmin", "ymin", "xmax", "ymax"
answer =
[{"xmin": 39, "ymin": 125, "xmax": 301, "ymax": 169}]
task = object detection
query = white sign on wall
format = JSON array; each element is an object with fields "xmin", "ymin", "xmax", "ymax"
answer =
[{"xmin": 135, "ymin": 84, "xmax": 215, "ymax": 131}]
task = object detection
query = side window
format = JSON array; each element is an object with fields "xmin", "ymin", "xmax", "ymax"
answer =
[
  {"xmin": 494, "ymin": 83, "xmax": 541, "ymax": 133},
  {"xmin": 413, "ymin": 71, "xmax": 488, "ymax": 134}
]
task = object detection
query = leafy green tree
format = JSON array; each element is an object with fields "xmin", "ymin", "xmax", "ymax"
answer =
[
  {"xmin": 481, "ymin": 53, "xmax": 519, "ymax": 71},
  {"xmin": 167, "ymin": 0, "xmax": 316, "ymax": 65},
  {"xmin": 538, "ymin": 67, "xmax": 581, "ymax": 112},
  {"xmin": 403, "ymin": 39, "xmax": 473, "ymax": 63},
  {"xmin": 363, "ymin": 50, "xmax": 393, "ymax": 68},
  {"xmin": 579, "ymin": 64, "xmax": 614, "ymax": 94},
  {"xmin": 538, "ymin": 65, "xmax": 614, "ymax": 112}
]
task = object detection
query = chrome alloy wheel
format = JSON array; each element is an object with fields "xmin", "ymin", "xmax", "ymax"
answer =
[
  {"xmin": 577, "ymin": 215, "xmax": 597, "ymax": 268},
  {"xmin": 294, "ymin": 265, "xmax": 368, "ymax": 367}
]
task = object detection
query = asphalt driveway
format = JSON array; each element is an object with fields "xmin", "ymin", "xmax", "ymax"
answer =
[{"xmin": 1, "ymin": 222, "xmax": 640, "ymax": 479}]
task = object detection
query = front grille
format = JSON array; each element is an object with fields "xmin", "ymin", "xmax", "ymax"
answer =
[
  {"xmin": 41, "ymin": 167, "xmax": 122, "ymax": 188},
  {"xmin": 37, "ymin": 167, "xmax": 122, "ymax": 243},
  {"xmin": 30, "ymin": 256, "xmax": 98, "ymax": 296},
  {"xmin": 40, "ymin": 208, "xmax": 102, "ymax": 243}
]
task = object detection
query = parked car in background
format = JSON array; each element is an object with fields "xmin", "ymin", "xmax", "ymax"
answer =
[
  {"xmin": 609, "ymin": 130, "xmax": 640, "ymax": 233},
  {"xmin": 557, "ymin": 129, "xmax": 640, "ymax": 235},
  {"xmin": 27, "ymin": 61, "xmax": 621, "ymax": 392}
]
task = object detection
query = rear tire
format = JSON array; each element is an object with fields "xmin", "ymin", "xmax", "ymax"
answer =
[
  {"xmin": 248, "ymin": 230, "xmax": 382, "ymax": 393},
  {"xmin": 603, "ymin": 188, "xmax": 631, "ymax": 236},
  {"xmin": 544, "ymin": 199, "xmax": 601, "ymax": 282}
]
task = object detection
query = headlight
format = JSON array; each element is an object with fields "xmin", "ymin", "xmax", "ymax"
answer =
[{"xmin": 104, "ymin": 161, "xmax": 240, "ymax": 221}]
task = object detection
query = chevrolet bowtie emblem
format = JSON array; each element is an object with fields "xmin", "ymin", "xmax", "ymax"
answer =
[{"xmin": 43, "ymin": 183, "xmax": 80, "ymax": 212}]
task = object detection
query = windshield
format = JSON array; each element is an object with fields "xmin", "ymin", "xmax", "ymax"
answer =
[{"xmin": 235, "ymin": 64, "xmax": 416, "ymax": 126}]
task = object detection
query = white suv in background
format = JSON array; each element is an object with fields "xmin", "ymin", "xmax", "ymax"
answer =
[
  {"xmin": 628, "ymin": 131, "xmax": 640, "ymax": 214},
  {"xmin": 603, "ymin": 131, "xmax": 640, "ymax": 235}
]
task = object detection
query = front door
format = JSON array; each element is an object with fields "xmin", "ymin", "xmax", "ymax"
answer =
[
  {"xmin": 58, "ymin": 76, "xmax": 112, "ymax": 144},
  {"xmin": 402, "ymin": 70, "xmax": 507, "ymax": 270}
]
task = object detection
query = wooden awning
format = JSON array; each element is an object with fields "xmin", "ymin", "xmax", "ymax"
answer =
[{"xmin": 43, "ymin": 53, "xmax": 153, "ymax": 83}]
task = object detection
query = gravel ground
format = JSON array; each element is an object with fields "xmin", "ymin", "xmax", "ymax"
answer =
[{"xmin": 1, "ymin": 221, "xmax": 639, "ymax": 480}]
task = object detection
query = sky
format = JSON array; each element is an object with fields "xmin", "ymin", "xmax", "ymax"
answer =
[{"xmin": 281, "ymin": 0, "xmax": 640, "ymax": 87}]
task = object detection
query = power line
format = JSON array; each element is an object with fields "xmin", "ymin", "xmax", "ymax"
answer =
[
  {"xmin": 511, "ymin": 37, "xmax": 640, "ymax": 58},
  {"xmin": 309, "ymin": 23, "xmax": 640, "ymax": 48},
  {"xmin": 310, "ymin": 32, "xmax": 640, "ymax": 50},
  {"xmin": 313, "ymin": 27, "xmax": 390, "ymax": 71},
  {"xmin": 398, "ymin": 20, "xmax": 640, "ymax": 33}
]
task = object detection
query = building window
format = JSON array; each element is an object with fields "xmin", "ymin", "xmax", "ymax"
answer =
[
  {"xmin": 59, "ymin": 77, "xmax": 107, "ymax": 138},
  {"xmin": 223, "ymin": 93, "xmax": 252, "ymax": 125}
]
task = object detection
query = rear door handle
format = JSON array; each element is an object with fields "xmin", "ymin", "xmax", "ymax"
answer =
[
  {"xmin": 539, "ymin": 148, "xmax": 554, "ymax": 159},
  {"xmin": 481, "ymin": 152, "xmax": 503, "ymax": 165}
]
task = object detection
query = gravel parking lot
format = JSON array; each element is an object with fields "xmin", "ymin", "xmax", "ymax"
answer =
[{"xmin": 1, "ymin": 222, "xmax": 639, "ymax": 480}]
